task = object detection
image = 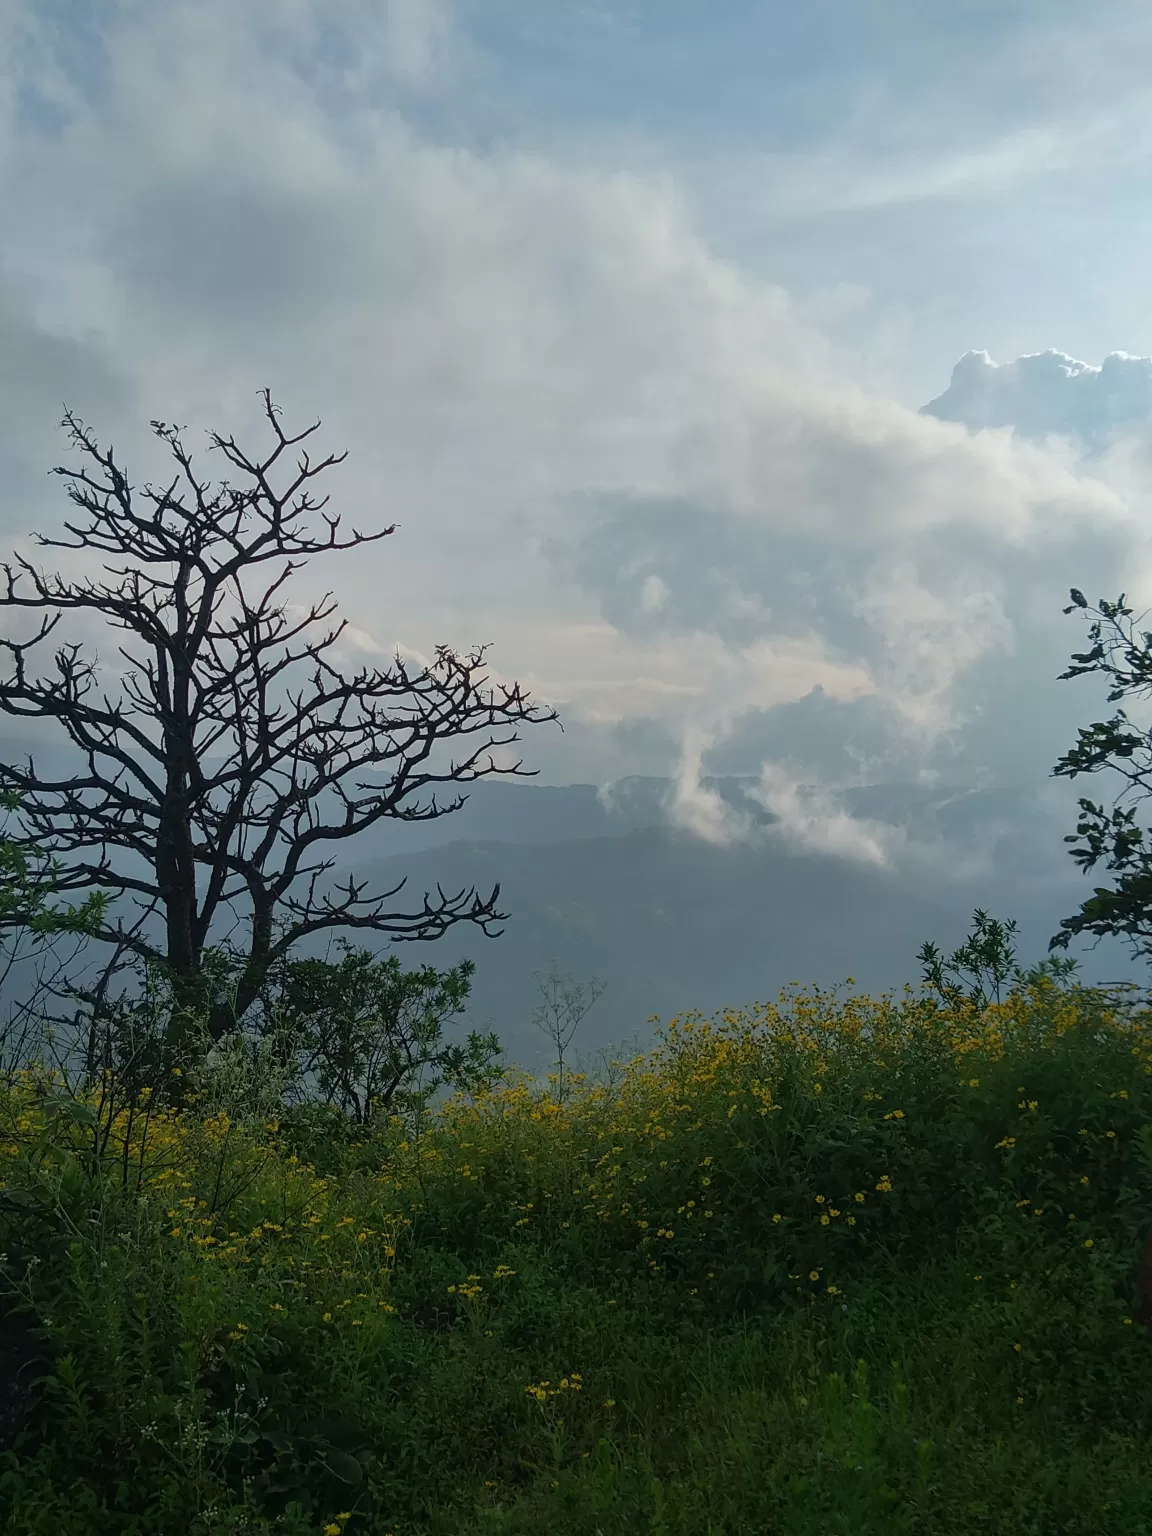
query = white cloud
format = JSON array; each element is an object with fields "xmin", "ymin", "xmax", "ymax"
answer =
[
  {"xmin": 922, "ymin": 348, "xmax": 1152, "ymax": 449},
  {"xmin": 1, "ymin": 0, "xmax": 1150, "ymax": 885},
  {"xmin": 638, "ymin": 572, "xmax": 667, "ymax": 614},
  {"xmin": 666, "ymin": 728, "xmax": 759, "ymax": 848},
  {"xmin": 383, "ymin": 0, "xmax": 455, "ymax": 85}
]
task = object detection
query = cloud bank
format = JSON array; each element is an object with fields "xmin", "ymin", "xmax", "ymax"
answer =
[
  {"xmin": 922, "ymin": 348, "xmax": 1152, "ymax": 450},
  {"xmin": 2, "ymin": 0, "xmax": 1152, "ymax": 895}
]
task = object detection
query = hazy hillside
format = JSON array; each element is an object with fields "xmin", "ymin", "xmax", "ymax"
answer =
[
  {"xmin": 6, "ymin": 768, "xmax": 1148, "ymax": 1078},
  {"xmin": 347, "ymin": 805, "xmax": 1149, "ymax": 1076},
  {"xmin": 346, "ymin": 771, "xmax": 1079, "ymax": 869}
]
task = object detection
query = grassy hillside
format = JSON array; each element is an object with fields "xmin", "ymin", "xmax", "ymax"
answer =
[{"xmin": 1, "ymin": 974, "xmax": 1152, "ymax": 1534}]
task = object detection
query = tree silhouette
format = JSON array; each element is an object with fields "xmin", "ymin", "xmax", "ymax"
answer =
[
  {"xmin": 0, "ymin": 390, "xmax": 559, "ymax": 1069},
  {"xmin": 1047, "ymin": 587, "xmax": 1152, "ymax": 970}
]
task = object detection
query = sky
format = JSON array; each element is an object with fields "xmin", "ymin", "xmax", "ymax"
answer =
[{"xmin": 5, "ymin": 0, "xmax": 1152, "ymax": 882}]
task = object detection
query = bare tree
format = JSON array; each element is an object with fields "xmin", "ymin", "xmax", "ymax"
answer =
[
  {"xmin": 530, "ymin": 959, "xmax": 606, "ymax": 1104},
  {"xmin": 0, "ymin": 390, "xmax": 560, "ymax": 1073}
]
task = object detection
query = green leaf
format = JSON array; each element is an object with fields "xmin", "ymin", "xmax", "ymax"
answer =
[{"xmin": 0, "ymin": 1187, "xmax": 42, "ymax": 1209}]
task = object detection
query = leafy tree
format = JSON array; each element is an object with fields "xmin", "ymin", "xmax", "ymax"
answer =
[
  {"xmin": 918, "ymin": 906, "xmax": 1081, "ymax": 1012},
  {"xmin": 0, "ymin": 392, "xmax": 559, "ymax": 1076},
  {"xmin": 259, "ymin": 942, "xmax": 503, "ymax": 1124},
  {"xmin": 1047, "ymin": 588, "xmax": 1152, "ymax": 968}
]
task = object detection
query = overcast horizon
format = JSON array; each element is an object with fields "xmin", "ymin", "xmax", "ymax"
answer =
[{"xmin": 7, "ymin": 1, "xmax": 1152, "ymax": 898}]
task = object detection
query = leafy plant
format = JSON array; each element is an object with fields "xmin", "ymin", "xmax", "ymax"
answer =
[
  {"xmin": 0, "ymin": 790, "xmax": 111, "ymax": 1087},
  {"xmin": 256, "ymin": 941, "xmax": 504, "ymax": 1126},
  {"xmin": 1048, "ymin": 587, "xmax": 1152, "ymax": 969},
  {"xmin": 916, "ymin": 906, "xmax": 1082, "ymax": 1011}
]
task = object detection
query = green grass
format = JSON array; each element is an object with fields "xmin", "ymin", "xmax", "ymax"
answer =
[{"xmin": 1, "ymin": 974, "xmax": 1151, "ymax": 1534}]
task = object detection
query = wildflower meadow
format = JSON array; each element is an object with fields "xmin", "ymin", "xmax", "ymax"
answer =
[{"xmin": 1, "ymin": 948, "xmax": 1151, "ymax": 1534}]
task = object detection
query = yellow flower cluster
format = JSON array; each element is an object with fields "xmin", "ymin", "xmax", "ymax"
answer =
[{"xmin": 525, "ymin": 1373, "xmax": 583, "ymax": 1403}]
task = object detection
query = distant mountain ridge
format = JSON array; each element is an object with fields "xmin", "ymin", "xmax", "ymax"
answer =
[
  {"xmin": 348, "ymin": 771, "xmax": 1061, "ymax": 866},
  {"xmin": 3, "ymin": 764, "xmax": 1146, "ymax": 1082},
  {"xmin": 344, "ymin": 775, "xmax": 1151, "ymax": 1076}
]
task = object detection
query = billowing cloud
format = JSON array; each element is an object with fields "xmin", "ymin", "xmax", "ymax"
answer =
[
  {"xmin": 543, "ymin": 379, "xmax": 1143, "ymax": 860},
  {"xmin": 922, "ymin": 348, "xmax": 1152, "ymax": 450},
  {"xmin": 2, "ymin": 0, "xmax": 1152, "ymax": 895}
]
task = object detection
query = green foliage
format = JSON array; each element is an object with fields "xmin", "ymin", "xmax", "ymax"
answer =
[
  {"xmin": 256, "ymin": 942, "xmax": 504, "ymax": 1126},
  {"xmin": 1, "ymin": 973, "xmax": 1151, "ymax": 1533},
  {"xmin": 0, "ymin": 791, "xmax": 109, "ymax": 939},
  {"xmin": 1049, "ymin": 588, "xmax": 1152, "ymax": 965},
  {"xmin": 52, "ymin": 939, "xmax": 503, "ymax": 1136},
  {"xmin": 917, "ymin": 907, "xmax": 1083, "ymax": 1011}
]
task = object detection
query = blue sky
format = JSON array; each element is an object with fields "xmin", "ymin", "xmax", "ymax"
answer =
[
  {"xmin": 4, "ymin": 0, "xmax": 1152, "ymax": 885},
  {"xmin": 12, "ymin": 0, "xmax": 1152, "ymax": 394},
  {"xmin": 423, "ymin": 1, "xmax": 1152, "ymax": 399},
  {"xmin": 17, "ymin": 0, "xmax": 1152, "ymax": 397}
]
